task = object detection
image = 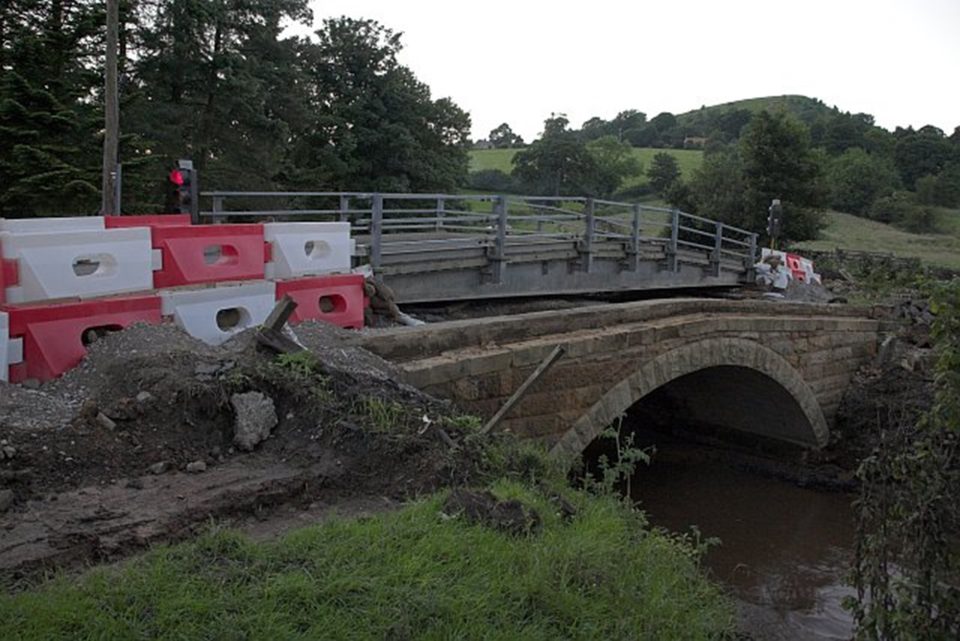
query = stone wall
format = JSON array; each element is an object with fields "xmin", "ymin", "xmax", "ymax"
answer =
[{"xmin": 356, "ymin": 299, "xmax": 886, "ymax": 454}]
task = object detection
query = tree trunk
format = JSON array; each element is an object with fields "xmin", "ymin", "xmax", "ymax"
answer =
[{"xmin": 101, "ymin": 0, "xmax": 119, "ymax": 215}]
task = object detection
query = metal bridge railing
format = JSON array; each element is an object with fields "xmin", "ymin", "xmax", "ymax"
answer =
[{"xmin": 198, "ymin": 191, "xmax": 759, "ymax": 277}]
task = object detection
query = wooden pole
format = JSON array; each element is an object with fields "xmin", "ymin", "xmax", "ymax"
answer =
[
  {"xmin": 100, "ymin": 0, "xmax": 119, "ymax": 215},
  {"xmin": 480, "ymin": 345, "xmax": 565, "ymax": 436}
]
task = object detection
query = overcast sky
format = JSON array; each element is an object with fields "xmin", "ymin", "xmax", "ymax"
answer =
[{"xmin": 301, "ymin": 0, "xmax": 959, "ymax": 141}]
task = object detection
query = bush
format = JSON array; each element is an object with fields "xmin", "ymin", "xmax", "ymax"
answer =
[
  {"xmin": 825, "ymin": 148, "xmax": 899, "ymax": 215},
  {"xmin": 898, "ymin": 205, "xmax": 937, "ymax": 233},
  {"xmin": 466, "ymin": 169, "xmax": 517, "ymax": 193},
  {"xmin": 869, "ymin": 191, "xmax": 916, "ymax": 224}
]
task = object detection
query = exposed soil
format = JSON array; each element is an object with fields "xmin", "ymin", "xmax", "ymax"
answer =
[{"xmin": 0, "ymin": 321, "xmax": 496, "ymax": 583}]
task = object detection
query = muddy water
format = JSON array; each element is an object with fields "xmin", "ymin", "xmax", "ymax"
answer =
[{"xmin": 630, "ymin": 448, "xmax": 856, "ymax": 640}]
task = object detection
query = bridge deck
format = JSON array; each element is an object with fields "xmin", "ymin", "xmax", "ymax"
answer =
[{"xmin": 199, "ymin": 192, "xmax": 759, "ymax": 304}]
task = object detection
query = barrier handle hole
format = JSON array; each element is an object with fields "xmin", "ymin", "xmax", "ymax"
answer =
[
  {"xmin": 216, "ymin": 307, "xmax": 251, "ymax": 331},
  {"xmin": 304, "ymin": 240, "xmax": 332, "ymax": 259},
  {"xmin": 318, "ymin": 295, "xmax": 345, "ymax": 314},
  {"xmin": 81, "ymin": 325, "xmax": 122, "ymax": 346},
  {"xmin": 204, "ymin": 245, "xmax": 240, "ymax": 266},
  {"xmin": 73, "ymin": 254, "xmax": 118, "ymax": 277}
]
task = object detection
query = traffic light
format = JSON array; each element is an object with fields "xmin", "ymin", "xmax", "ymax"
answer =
[
  {"xmin": 766, "ymin": 198, "xmax": 783, "ymax": 248},
  {"xmin": 169, "ymin": 159, "xmax": 198, "ymax": 221}
]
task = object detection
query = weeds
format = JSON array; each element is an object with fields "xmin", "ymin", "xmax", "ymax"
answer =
[{"xmin": 583, "ymin": 417, "xmax": 652, "ymax": 499}]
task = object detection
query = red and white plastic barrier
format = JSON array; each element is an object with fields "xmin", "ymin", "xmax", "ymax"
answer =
[
  {"xmin": 105, "ymin": 214, "xmax": 191, "ymax": 229},
  {"xmin": 276, "ymin": 274, "xmax": 366, "ymax": 329},
  {"xmin": 0, "ymin": 228, "xmax": 155, "ymax": 304},
  {"xmin": 161, "ymin": 281, "xmax": 277, "ymax": 346},
  {"xmin": 1, "ymin": 311, "xmax": 11, "ymax": 382},
  {"xmin": 151, "ymin": 224, "xmax": 269, "ymax": 288},
  {"xmin": 4, "ymin": 295, "xmax": 162, "ymax": 383},
  {"xmin": 0, "ymin": 216, "xmax": 105, "ymax": 233},
  {"xmin": 264, "ymin": 222, "xmax": 352, "ymax": 279}
]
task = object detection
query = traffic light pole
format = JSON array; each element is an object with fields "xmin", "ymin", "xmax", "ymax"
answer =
[{"xmin": 100, "ymin": 0, "xmax": 119, "ymax": 215}]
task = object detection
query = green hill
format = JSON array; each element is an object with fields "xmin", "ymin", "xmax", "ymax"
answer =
[
  {"xmin": 794, "ymin": 209, "xmax": 960, "ymax": 270},
  {"xmin": 676, "ymin": 94, "xmax": 835, "ymax": 127}
]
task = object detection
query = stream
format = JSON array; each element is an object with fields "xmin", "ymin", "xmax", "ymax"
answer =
[{"xmin": 629, "ymin": 444, "xmax": 857, "ymax": 640}]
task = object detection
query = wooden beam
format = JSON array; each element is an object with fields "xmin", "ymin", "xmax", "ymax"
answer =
[{"xmin": 480, "ymin": 345, "xmax": 566, "ymax": 436}]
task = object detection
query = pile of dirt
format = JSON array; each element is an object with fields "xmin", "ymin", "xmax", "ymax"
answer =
[{"xmin": 0, "ymin": 321, "xmax": 507, "ymax": 579}]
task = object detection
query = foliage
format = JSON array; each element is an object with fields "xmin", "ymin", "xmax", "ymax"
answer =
[
  {"xmin": 0, "ymin": 484, "xmax": 734, "ymax": 640},
  {"xmin": 849, "ymin": 279, "xmax": 960, "ymax": 640},
  {"xmin": 826, "ymin": 148, "xmax": 900, "ymax": 215},
  {"xmin": 739, "ymin": 111, "xmax": 827, "ymax": 241},
  {"xmin": 287, "ymin": 17, "xmax": 470, "ymax": 193},
  {"xmin": 488, "ymin": 122, "xmax": 524, "ymax": 149},
  {"xmin": 893, "ymin": 127, "xmax": 958, "ymax": 189},
  {"xmin": 647, "ymin": 152, "xmax": 682, "ymax": 196},
  {"xmin": 1, "ymin": 4, "xmax": 471, "ymax": 215},
  {"xmin": 510, "ymin": 115, "xmax": 637, "ymax": 197},
  {"xmin": 584, "ymin": 135, "xmax": 642, "ymax": 197},
  {"xmin": 582, "ymin": 419, "xmax": 651, "ymax": 500},
  {"xmin": 466, "ymin": 168, "xmax": 518, "ymax": 193}
]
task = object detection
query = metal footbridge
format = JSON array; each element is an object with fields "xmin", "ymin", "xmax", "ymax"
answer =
[{"xmin": 199, "ymin": 192, "xmax": 759, "ymax": 303}]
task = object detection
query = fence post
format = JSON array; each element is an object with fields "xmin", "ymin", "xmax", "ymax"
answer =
[
  {"xmin": 667, "ymin": 208, "xmax": 680, "ymax": 272},
  {"xmin": 711, "ymin": 222, "xmax": 723, "ymax": 277},
  {"xmin": 371, "ymin": 193, "xmax": 383, "ymax": 272},
  {"xmin": 338, "ymin": 195, "xmax": 350, "ymax": 223},
  {"xmin": 581, "ymin": 197, "xmax": 595, "ymax": 273},
  {"xmin": 490, "ymin": 195, "xmax": 508, "ymax": 284},
  {"xmin": 630, "ymin": 203, "xmax": 642, "ymax": 272},
  {"xmin": 745, "ymin": 232, "xmax": 758, "ymax": 281},
  {"xmin": 436, "ymin": 197, "xmax": 445, "ymax": 232},
  {"xmin": 212, "ymin": 195, "xmax": 224, "ymax": 225}
]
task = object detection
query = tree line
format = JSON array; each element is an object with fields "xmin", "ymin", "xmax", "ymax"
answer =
[
  {"xmin": 0, "ymin": 1, "xmax": 471, "ymax": 217},
  {"xmin": 478, "ymin": 107, "xmax": 960, "ymax": 242}
]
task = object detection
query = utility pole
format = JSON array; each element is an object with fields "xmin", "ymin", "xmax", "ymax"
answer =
[{"xmin": 100, "ymin": 0, "xmax": 119, "ymax": 215}]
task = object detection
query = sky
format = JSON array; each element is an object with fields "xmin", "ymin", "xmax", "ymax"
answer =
[{"xmin": 298, "ymin": 0, "xmax": 960, "ymax": 142}]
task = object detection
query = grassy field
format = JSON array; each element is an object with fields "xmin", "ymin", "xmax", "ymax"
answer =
[
  {"xmin": 1, "ymin": 484, "xmax": 734, "ymax": 640},
  {"xmin": 469, "ymin": 147, "xmax": 704, "ymax": 187},
  {"xmin": 794, "ymin": 208, "xmax": 960, "ymax": 270}
]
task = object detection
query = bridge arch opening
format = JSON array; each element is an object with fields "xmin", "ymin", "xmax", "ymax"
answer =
[
  {"xmin": 619, "ymin": 365, "xmax": 821, "ymax": 448},
  {"xmin": 551, "ymin": 338, "xmax": 829, "ymax": 459}
]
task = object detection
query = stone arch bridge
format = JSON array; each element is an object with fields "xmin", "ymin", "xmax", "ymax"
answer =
[{"xmin": 353, "ymin": 299, "xmax": 888, "ymax": 458}]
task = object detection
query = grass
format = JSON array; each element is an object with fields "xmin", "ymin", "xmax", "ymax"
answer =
[
  {"xmin": 794, "ymin": 208, "xmax": 960, "ymax": 270},
  {"xmin": 469, "ymin": 147, "xmax": 704, "ymax": 188},
  {"xmin": 0, "ymin": 483, "xmax": 735, "ymax": 641}
]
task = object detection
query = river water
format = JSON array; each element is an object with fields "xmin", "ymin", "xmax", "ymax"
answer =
[{"xmin": 629, "ymin": 446, "xmax": 857, "ymax": 640}]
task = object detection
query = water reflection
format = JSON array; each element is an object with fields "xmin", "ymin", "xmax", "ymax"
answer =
[{"xmin": 630, "ymin": 452, "xmax": 856, "ymax": 640}]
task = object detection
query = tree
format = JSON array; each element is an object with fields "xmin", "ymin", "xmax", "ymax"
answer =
[
  {"xmin": 287, "ymin": 17, "xmax": 471, "ymax": 192},
  {"xmin": 825, "ymin": 148, "xmax": 899, "ymax": 215},
  {"xmin": 738, "ymin": 111, "xmax": 826, "ymax": 240},
  {"xmin": 585, "ymin": 135, "xmax": 641, "ymax": 197},
  {"xmin": 646, "ymin": 152, "xmax": 681, "ymax": 196},
  {"xmin": 686, "ymin": 147, "xmax": 747, "ymax": 227},
  {"xmin": 488, "ymin": 122, "xmax": 523, "ymax": 149},
  {"xmin": 893, "ymin": 127, "xmax": 957, "ymax": 188},
  {"xmin": 0, "ymin": 0, "xmax": 103, "ymax": 216},
  {"xmin": 512, "ymin": 115, "xmax": 601, "ymax": 196}
]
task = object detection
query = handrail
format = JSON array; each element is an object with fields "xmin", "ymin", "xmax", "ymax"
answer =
[{"xmin": 197, "ymin": 190, "xmax": 759, "ymax": 277}]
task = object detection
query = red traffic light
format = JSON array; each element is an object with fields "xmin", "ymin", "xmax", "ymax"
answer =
[{"xmin": 169, "ymin": 169, "xmax": 184, "ymax": 186}]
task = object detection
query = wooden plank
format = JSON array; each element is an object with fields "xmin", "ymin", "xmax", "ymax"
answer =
[{"xmin": 480, "ymin": 345, "xmax": 566, "ymax": 436}]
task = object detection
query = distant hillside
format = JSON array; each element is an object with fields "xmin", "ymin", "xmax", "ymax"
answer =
[{"xmin": 677, "ymin": 95, "xmax": 836, "ymax": 127}]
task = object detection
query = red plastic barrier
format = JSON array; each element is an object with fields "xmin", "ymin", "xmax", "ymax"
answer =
[
  {"xmin": 151, "ymin": 224, "xmax": 269, "ymax": 288},
  {"xmin": 0, "ymin": 243, "xmax": 16, "ymax": 307},
  {"xmin": 6, "ymin": 295, "xmax": 161, "ymax": 382},
  {"xmin": 785, "ymin": 254, "xmax": 808, "ymax": 283},
  {"xmin": 105, "ymin": 214, "xmax": 192, "ymax": 229},
  {"xmin": 275, "ymin": 274, "xmax": 366, "ymax": 329}
]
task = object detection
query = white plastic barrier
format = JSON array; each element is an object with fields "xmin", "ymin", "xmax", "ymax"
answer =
[
  {"xmin": 0, "ymin": 311, "xmax": 8, "ymax": 382},
  {"xmin": 0, "ymin": 228, "xmax": 154, "ymax": 304},
  {"xmin": 161, "ymin": 281, "xmax": 276, "ymax": 346},
  {"xmin": 264, "ymin": 222, "xmax": 352, "ymax": 279},
  {"xmin": 0, "ymin": 311, "xmax": 21, "ymax": 383},
  {"xmin": 0, "ymin": 216, "xmax": 105, "ymax": 233}
]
